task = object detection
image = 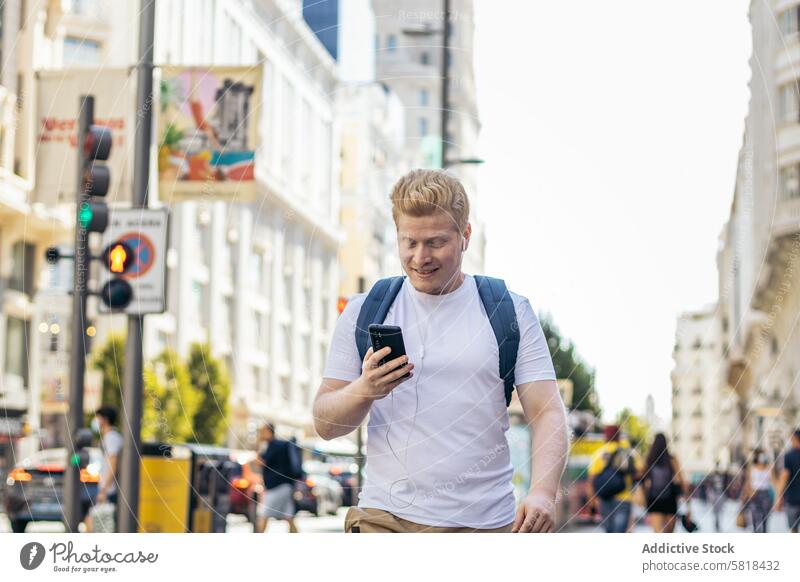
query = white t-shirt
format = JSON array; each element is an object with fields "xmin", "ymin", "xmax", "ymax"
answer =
[
  {"xmin": 100, "ymin": 429, "xmax": 123, "ymax": 495},
  {"xmin": 323, "ymin": 275, "xmax": 556, "ymax": 528}
]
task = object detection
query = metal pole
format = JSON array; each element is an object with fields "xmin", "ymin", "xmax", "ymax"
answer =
[
  {"xmin": 441, "ymin": 0, "xmax": 451, "ymax": 169},
  {"xmin": 64, "ymin": 95, "xmax": 93, "ymax": 533},
  {"xmin": 118, "ymin": 0, "xmax": 156, "ymax": 533}
]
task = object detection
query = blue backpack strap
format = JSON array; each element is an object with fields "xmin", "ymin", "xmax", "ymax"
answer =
[
  {"xmin": 474, "ymin": 275, "xmax": 520, "ymax": 406},
  {"xmin": 355, "ymin": 276, "xmax": 406, "ymax": 362}
]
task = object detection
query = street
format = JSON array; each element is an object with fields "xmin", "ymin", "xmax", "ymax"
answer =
[
  {"xmin": 0, "ymin": 509, "xmax": 349, "ymax": 534},
  {"xmin": 580, "ymin": 499, "xmax": 793, "ymax": 534},
  {"xmin": 2, "ymin": 499, "xmax": 795, "ymax": 534}
]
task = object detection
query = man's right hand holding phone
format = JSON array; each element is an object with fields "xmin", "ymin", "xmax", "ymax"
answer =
[{"xmin": 355, "ymin": 346, "xmax": 414, "ymax": 400}]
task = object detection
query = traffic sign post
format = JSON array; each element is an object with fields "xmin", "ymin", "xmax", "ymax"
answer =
[{"xmin": 97, "ymin": 208, "xmax": 169, "ymax": 315}]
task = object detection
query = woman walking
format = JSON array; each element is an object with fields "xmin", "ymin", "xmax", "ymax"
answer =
[
  {"xmin": 643, "ymin": 433, "xmax": 687, "ymax": 533},
  {"xmin": 741, "ymin": 448, "xmax": 775, "ymax": 533}
]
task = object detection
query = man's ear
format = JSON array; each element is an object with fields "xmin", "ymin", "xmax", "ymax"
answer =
[{"xmin": 462, "ymin": 222, "xmax": 472, "ymax": 251}]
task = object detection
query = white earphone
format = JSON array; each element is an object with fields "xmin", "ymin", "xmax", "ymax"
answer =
[{"xmin": 462, "ymin": 236, "xmax": 467, "ymax": 252}]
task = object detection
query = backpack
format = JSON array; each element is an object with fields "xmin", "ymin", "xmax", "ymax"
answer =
[
  {"xmin": 354, "ymin": 275, "xmax": 520, "ymax": 405},
  {"xmin": 646, "ymin": 462, "xmax": 674, "ymax": 504},
  {"xmin": 592, "ymin": 449, "xmax": 632, "ymax": 500},
  {"xmin": 287, "ymin": 439, "xmax": 304, "ymax": 480}
]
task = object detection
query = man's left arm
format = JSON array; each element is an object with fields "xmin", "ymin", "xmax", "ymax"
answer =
[
  {"xmin": 512, "ymin": 379, "xmax": 569, "ymax": 533},
  {"xmin": 98, "ymin": 452, "xmax": 119, "ymax": 503}
]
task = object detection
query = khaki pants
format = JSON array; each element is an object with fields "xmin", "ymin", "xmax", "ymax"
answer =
[{"xmin": 344, "ymin": 507, "xmax": 513, "ymax": 533}]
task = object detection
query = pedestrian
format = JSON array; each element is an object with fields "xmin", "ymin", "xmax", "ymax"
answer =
[
  {"xmin": 705, "ymin": 463, "xmax": 728, "ymax": 532},
  {"xmin": 587, "ymin": 424, "xmax": 643, "ymax": 533},
  {"xmin": 85, "ymin": 405, "xmax": 122, "ymax": 533},
  {"xmin": 255, "ymin": 423, "xmax": 300, "ymax": 533},
  {"xmin": 642, "ymin": 433, "xmax": 686, "ymax": 533},
  {"xmin": 740, "ymin": 448, "xmax": 775, "ymax": 533},
  {"xmin": 774, "ymin": 429, "xmax": 800, "ymax": 533},
  {"xmin": 313, "ymin": 169, "xmax": 569, "ymax": 533}
]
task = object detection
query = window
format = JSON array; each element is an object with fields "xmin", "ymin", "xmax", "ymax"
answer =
[
  {"xmin": 387, "ymin": 35, "xmax": 397, "ymax": 52},
  {"xmin": 221, "ymin": 296, "xmax": 233, "ymax": 338},
  {"xmin": 253, "ymin": 311, "xmax": 267, "ymax": 351},
  {"xmin": 4, "ymin": 317, "xmax": 30, "ymax": 387},
  {"xmin": 418, "ymin": 117, "xmax": 429, "ymax": 137},
  {"xmin": 191, "ymin": 282, "xmax": 205, "ymax": 319},
  {"xmin": 280, "ymin": 377, "xmax": 291, "ymax": 402},
  {"xmin": 282, "ymin": 323, "xmax": 292, "ymax": 364},
  {"xmin": 420, "ymin": 89, "xmax": 429, "ymax": 106},
  {"xmin": 10, "ymin": 241, "xmax": 35, "ymax": 295},
  {"xmin": 779, "ymin": 82, "xmax": 800, "ymax": 123},
  {"xmin": 780, "ymin": 164, "xmax": 800, "ymax": 201},
  {"xmin": 250, "ymin": 251, "xmax": 264, "ymax": 291},
  {"xmin": 63, "ymin": 36, "xmax": 102, "ymax": 65},
  {"xmin": 420, "ymin": 51, "xmax": 430, "ymax": 65},
  {"xmin": 781, "ymin": 7, "xmax": 800, "ymax": 36}
]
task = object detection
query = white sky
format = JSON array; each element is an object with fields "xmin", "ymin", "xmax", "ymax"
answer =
[{"xmin": 474, "ymin": 0, "xmax": 753, "ymax": 421}]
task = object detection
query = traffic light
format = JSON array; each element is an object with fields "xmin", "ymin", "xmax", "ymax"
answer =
[
  {"xmin": 100, "ymin": 240, "xmax": 135, "ymax": 310},
  {"xmin": 79, "ymin": 125, "xmax": 113, "ymax": 233},
  {"xmin": 71, "ymin": 428, "xmax": 94, "ymax": 471}
]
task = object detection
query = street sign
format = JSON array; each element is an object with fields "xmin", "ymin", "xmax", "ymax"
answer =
[{"xmin": 98, "ymin": 208, "xmax": 169, "ymax": 314}]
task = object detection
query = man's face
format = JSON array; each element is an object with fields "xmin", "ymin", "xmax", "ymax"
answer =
[{"xmin": 397, "ymin": 211, "xmax": 470, "ymax": 295}]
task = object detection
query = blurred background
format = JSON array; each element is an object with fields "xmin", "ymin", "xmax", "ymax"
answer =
[{"xmin": 0, "ymin": 0, "xmax": 797, "ymax": 533}]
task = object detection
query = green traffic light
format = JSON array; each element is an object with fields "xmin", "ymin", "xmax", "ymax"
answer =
[
  {"xmin": 70, "ymin": 453, "xmax": 81, "ymax": 466},
  {"xmin": 78, "ymin": 203, "xmax": 93, "ymax": 229}
]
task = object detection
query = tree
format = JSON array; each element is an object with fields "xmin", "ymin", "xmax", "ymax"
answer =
[
  {"xmin": 540, "ymin": 315, "xmax": 601, "ymax": 416},
  {"xmin": 90, "ymin": 334, "xmax": 126, "ymax": 413},
  {"xmin": 186, "ymin": 343, "xmax": 231, "ymax": 445},
  {"xmin": 141, "ymin": 349, "xmax": 200, "ymax": 443},
  {"xmin": 615, "ymin": 407, "xmax": 652, "ymax": 454}
]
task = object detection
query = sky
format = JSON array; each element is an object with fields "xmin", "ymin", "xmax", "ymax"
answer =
[{"xmin": 474, "ymin": 0, "xmax": 753, "ymax": 421}]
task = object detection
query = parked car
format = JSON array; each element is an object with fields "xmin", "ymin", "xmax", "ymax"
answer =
[
  {"xmin": 227, "ymin": 450, "xmax": 260, "ymax": 524},
  {"xmin": 4, "ymin": 447, "xmax": 102, "ymax": 533},
  {"xmin": 293, "ymin": 462, "xmax": 343, "ymax": 517},
  {"xmin": 328, "ymin": 463, "xmax": 359, "ymax": 507}
]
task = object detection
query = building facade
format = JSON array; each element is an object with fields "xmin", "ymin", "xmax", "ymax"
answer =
[
  {"xmin": 6, "ymin": 0, "xmax": 342, "ymax": 450},
  {"xmin": 670, "ymin": 307, "xmax": 739, "ymax": 475},
  {"xmin": 713, "ymin": 0, "xmax": 800, "ymax": 464}
]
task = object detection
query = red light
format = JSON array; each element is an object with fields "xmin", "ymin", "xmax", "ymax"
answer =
[
  {"xmin": 337, "ymin": 297, "xmax": 348, "ymax": 314},
  {"xmin": 232, "ymin": 478, "xmax": 250, "ymax": 489},
  {"xmin": 305, "ymin": 478, "xmax": 316, "ymax": 488},
  {"xmin": 9, "ymin": 469, "xmax": 32, "ymax": 483}
]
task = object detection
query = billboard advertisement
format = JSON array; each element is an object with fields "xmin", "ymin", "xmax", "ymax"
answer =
[{"xmin": 158, "ymin": 66, "xmax": 262, "ymax": 202}]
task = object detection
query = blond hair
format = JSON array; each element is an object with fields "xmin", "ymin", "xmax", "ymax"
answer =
[{"xmin": 390, "ymin": 169, "xmax": 470, "ymax": 232}]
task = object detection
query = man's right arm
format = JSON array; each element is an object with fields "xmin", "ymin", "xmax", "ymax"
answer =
[{"xmin": 313, "ymin": 346, "xmax": 414, "ymax": 440}]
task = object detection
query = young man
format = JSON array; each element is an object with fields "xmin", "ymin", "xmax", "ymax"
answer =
[
  {"xmin": 314, "ymin": 169, "xmax": 569, "ymax": 533},
  {"xmin": 86, "ymin": 405, "xmax": 122, "ymax": 532},
  {"xmin": 255, "ymin": 423, "xmax": 299, "ymax": 533},
  {"xmin": 774, "ymin": 429, "xmax": 800, "ymax": 533},
  {"xmin": 587, "ymin": 424, "xmax": 644, "ymax": 533}
]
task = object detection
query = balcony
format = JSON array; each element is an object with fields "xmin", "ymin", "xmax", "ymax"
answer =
[{"xmin": 772, "ymin": 196, "xmax": 800, "ymax": 238}]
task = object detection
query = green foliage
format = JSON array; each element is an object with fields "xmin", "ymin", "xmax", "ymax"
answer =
[
  {"xmin": 615, "ymin": 407, "xmax": 652, "ymax": 454},
  {"xmin": 186, "ymin": 343, "xmax": 231, "ymax": 445},
  {"xmin": 142, "ymin": 349, "xmax": 200, "ymax": 443},
  {"xmin": 92, "ymin": 335, "xmax": 230, "ymax": 445},
  {"xmin": 90, "ymin": 333, "xmax": 126, "ymax": 412},
  {"xmin": 540, "ymin": 315, "xmax": 601, "ymax": 416}
]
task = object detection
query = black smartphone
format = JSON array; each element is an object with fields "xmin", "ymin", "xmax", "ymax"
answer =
[{"xmin": 368, "ymin": 324, "xmax": 410, "ymax": 377}]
